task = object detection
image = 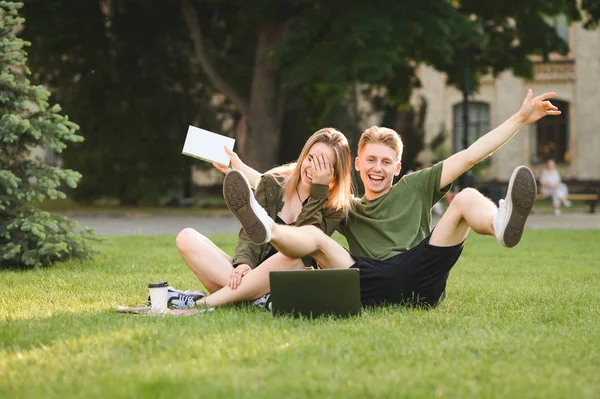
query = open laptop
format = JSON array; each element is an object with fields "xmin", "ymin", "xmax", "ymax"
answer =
[{"xmin": 269, "ymin": 269, "xmax": 361, "ymax": 318}]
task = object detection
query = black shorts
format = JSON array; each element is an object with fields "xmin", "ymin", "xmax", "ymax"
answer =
[{"xmin": 349, "ymin": 233, "xmax": 464, "ymax": 308}]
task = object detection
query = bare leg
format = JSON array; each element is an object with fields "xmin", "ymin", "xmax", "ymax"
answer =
[
  {"xmin": 269, "ymin": 225, "xmax": 355, "ymax": 269},
  {"xmin": 176, "ymin": 228, "xmax": 234, "ymax": 293},
  {"xmin": 552, "ymin": 191, "xmax": 561, "ymax": 209},
  {"xmin": 556, "ymin": 184, "xmax": 570, "ymax": 207},
  {"xmin": 431, "ymin": 166, "xmax": 537, "ymax": 248},
  {"xmin": 221, "ymin": 170, "xmax": 353, "ymax": 270},
  {"xmin": 430, "ymin": 188, "xmax": 497, "ymax": 247},
  {"xmin": 199, "ymin": 253, "xmax": 304, "ymax": 307}
]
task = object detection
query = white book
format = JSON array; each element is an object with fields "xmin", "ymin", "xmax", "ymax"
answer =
[{"xmin": 181, "ymin": 126, "xmax": 235, "ymax": 166}]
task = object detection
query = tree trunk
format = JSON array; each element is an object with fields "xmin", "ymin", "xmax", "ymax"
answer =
[
  {"xmin": 244, "ymin": 21, "xmax": 285, "ymax": 172},
  {"xmin": 181, "ymin": 3, "xmax": 285, "ymax": 172}
]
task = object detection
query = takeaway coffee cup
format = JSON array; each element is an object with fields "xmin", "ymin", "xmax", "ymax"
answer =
[{"xmin": 148, "ymin": 282, "xmax": 169, "ymax": 311}]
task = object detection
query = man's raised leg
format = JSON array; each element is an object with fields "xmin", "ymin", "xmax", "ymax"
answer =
[{"xmin": 431, "ymin": 165, "xmax": 537, "ymax": 248}]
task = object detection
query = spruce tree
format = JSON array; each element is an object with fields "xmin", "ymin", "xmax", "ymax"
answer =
[{"xmin": 0, "ymin": 1, "xmax": 95, "ymax": 268}]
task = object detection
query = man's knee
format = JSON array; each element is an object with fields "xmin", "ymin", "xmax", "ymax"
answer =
[{"xmin": 450, "ymin": 188, "xmax": 481, "ymax": 208}]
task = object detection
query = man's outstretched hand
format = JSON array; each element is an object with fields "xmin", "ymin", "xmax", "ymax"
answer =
[{"xmin": 518, "ymin": 89, "xmax": 561, "ymax": 125}]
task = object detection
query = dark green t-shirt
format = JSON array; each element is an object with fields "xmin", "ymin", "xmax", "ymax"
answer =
[{"xmin": 338, "ymin": 161, "xmax": 450, "ymax": 260}]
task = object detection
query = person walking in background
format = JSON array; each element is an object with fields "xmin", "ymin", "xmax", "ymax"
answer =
[{"xmin": 539, "ymin": 159, "xmax": 571, "ymax": 216}]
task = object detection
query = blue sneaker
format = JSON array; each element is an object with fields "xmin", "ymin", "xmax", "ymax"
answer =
[{"xmin": 251, "ymin": 293, "xmax": 272, "ymax": 312}]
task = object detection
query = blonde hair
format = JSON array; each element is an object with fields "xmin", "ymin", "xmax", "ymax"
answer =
[
  {"xmin": 268, "ymin": 128, "xmax": 353, "ymax": 216},
  {"xmin": 358, "ymin": 126, "xmax": 403, "ymax": 160}
]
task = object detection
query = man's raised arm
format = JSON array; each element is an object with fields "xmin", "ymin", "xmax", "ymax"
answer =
[{"xmin": 440, "ymin": 89, "xmax": 560, "ymax": 188}]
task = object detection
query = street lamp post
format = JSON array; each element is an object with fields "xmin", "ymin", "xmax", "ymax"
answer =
[{"xmin": 460, "ymin": 49, "xmax": 472, "ymax": 190}]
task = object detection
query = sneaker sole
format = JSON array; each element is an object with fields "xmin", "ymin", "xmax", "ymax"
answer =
[
  {"xmin": 223, "ymin": 171, "xmax": 269, "ymax": 244},
  {"xmin": 499, "ymin": 166, "xmax": 537, "ymax": 248}
]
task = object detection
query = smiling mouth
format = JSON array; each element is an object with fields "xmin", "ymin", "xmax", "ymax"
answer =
[
  {"xmin": 304, "ymin": 171, "xmax": 313, "ymax": 182},
  {"xmin": 367, "ymin": 174, "xmax": 385, "ymax": 184}
]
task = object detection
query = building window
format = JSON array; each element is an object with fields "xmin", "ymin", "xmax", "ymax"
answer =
[
  {"xmin": 532, "ymin": 99, "xmax": 570, "ymax": 164},
  {"xmin": 453, "ymin": 101, "xmax": 490, "ymax": 152}
]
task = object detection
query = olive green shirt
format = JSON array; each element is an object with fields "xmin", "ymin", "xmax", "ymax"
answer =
[
  {"xmin": 338, "ymin": 162, "xmax": 450, "ymax": 260},
  {"xmin": 233, "ymin": 173, "xmax": 344, "ymax": 268}
]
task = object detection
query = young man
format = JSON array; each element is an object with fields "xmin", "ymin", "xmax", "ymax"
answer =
[{"xmin": 221, "ymin": 90, "xmax": 560, "ymax": 307}]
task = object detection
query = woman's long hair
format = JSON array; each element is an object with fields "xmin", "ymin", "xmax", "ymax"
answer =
[{"xmin": 268, "ymin": 128, "xmax": 353, "ymax": 217}]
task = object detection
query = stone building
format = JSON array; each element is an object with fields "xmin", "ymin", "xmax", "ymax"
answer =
[{"xmin": 415, "ymin": 21, "xmax": 600, "ymax": 182}]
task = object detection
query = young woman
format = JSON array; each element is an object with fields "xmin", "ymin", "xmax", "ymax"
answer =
[
  {"xmin": 539, "ymin": 159, "xmax": 571, "ymax": 216},
  {"xmin": 173, "ymin": 128, "xmax": 353, "ymax": 308}
]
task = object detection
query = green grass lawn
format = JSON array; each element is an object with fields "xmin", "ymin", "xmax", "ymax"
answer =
[{"xmin": 1, "ymin": 231, "xmax": 599, "ymax": 399}]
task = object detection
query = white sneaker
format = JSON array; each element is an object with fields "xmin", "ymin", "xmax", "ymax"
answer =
[
  {"xmin": 554, "ymin": 208, "xmax": 561, "ymax": 216},
  {"xmin": 564, "ymin": 200, "xmax": 572, "ymax": 208},
  {"xmin": 493, "ymin": 166, "xmax": 537, "ymax": 248},
  {"xmin": 223, "ymin": 171, "xmax": 273, "ymax": 244}
]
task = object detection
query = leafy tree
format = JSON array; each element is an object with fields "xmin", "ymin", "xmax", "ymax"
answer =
[
  {"xmin": 442, "ymin": 0, "xmax": 600, "ymax": 92},
  {"xmin": 0, "ymin": 1, "xmax": 95, "ymax": 268},
  {"xmin": 376, "ymin": 0, "xmax": 600, "ymax": 170},
  {"xmin": 181, "ymin": 0, "xmax": 469, "ymax": 171},
  {"xmin": 182, "ymin": 0, "xmax": 600, "ymax": 170},
  {"xmin": 20, "ymin": 0, "xmax": 600, "ymax": 201},
  {"xmin": 21, "ymin": 0, "xmax": 220, "ymax": 205}
]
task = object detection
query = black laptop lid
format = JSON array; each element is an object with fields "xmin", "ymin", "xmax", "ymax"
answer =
[{"xmin": 269, "ymin": 269, "xmax": 361, "ymax": 318}]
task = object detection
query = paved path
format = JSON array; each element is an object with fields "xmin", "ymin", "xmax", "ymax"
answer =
[
  {"xmin": 71, "ymin": 212, "xmax": 600, "ymax": 236},
  {"xmin": 72, "ymin": 214, "xmax": 242, "ymax": 236}
]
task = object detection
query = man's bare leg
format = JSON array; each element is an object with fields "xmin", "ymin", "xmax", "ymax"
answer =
[
  {"xmin": 431, "ymin": 166, "xmax": 537, "ymax": 248},
  {"xmin": 197, "ymin": 253, "xmax": 304, "ymax": 307},
  {"xmin": 430, "ymin": 188, "xmax": 496, "ymax": 247}
]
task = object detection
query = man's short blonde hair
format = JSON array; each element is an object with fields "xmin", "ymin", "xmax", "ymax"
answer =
[{"xmin": 358, "ymin": 126, "xmax": 403, "ymax": 160}]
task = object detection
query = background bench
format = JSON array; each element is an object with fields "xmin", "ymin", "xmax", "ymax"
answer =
[
  {"xmin": 535, "ymin": 193, "xmax": 599, "ymax": 213},
  {"xmin": 486, "ymin": 178, "xmax": 600, "ymax": 214}
]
